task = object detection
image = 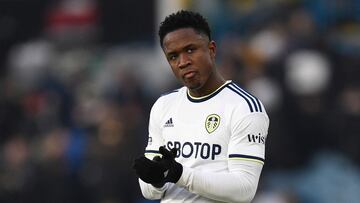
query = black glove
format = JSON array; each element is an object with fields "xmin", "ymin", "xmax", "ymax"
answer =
[
  {"xmin": 157, "ymin": 146, "xmax": 183, "ymax": 184},
  {"xmin": 133, "ymin": 156, "xmax": 167, "ymax": 186},
  {"xmin": 133, "ymin": 146, "xmax": 183, "ymax": 187}
]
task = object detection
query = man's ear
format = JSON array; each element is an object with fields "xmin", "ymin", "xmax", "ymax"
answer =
[{"xmin": 209, "ymin": 40, "xmax": 217, "ymax": 59}]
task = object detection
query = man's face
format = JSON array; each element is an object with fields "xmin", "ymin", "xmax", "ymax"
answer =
[{"xmin": 162, "ymin": 28, "xmax": 216, "ymax": 91}]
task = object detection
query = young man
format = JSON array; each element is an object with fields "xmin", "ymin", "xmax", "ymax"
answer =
[{"xmin": 133, "ymin": 10, "xmax": 269, "ymax": 203}]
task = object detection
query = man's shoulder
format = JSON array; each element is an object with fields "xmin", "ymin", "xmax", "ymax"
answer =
[
  {"xmin": 160, "ymin": 87, "xmax": 184, "ymax": 98},
  {"xmin": 223, "ymin": 82, "xmax": 265, "ymax": 114},
  {"xmin": 153, "ymin": 86, "xmax": 185, "ymax": 105},
  {"xmin": 150, "ymin": 87, "xmax": 185, "ymax": 114}
]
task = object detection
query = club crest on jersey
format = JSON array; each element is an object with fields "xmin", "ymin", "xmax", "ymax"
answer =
[{"xmin": 205, "ymin": 114, "xmax": 220, "ymax": 134}]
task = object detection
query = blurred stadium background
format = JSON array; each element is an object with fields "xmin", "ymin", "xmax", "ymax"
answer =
[{"xmin": 0, "ymin": 0, "xmax": 359, "ymax": 203}]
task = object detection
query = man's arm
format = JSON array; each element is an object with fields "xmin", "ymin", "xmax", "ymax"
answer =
[
  {"xmin": 177, "ymin": 160, "xmax": 262, "ymax": 203},
  {"xmin": 137, "ymin": 147, "xmax": 263, "ymax": 203},
  {"xmin": 136, "ymin": 98, "xmax": 166, "ymax": 200},
  {"xmin": 138, "ymin": 179, "xmax": 168, "ymax": 200}
]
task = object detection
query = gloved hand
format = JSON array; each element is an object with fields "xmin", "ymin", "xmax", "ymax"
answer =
[
  {"xmin": 157, "ymin": 146, "xmax": 183, "ymax": 184},
  {"xmin": 133, "ymin": 156, "xmax": 167, "ymax": 186},
  {"xmin": 133, "ymin": 146, "xmax": 183, "ymax": 188}
]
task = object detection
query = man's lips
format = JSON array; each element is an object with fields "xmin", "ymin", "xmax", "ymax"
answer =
[{"xmin": 183, "ymin": 71, "xmax": 196, "ymax": 79}]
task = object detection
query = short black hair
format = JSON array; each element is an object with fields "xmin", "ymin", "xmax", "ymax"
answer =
[{"xmin": 158, "ymin": 10, "xmax": 212, "ymax": 47}]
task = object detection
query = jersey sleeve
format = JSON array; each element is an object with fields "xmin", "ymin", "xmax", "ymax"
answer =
[
  {"xmin": 228, "ymin": 107, "xmax": 269, "ymax": 164},
  {"xmin": 176, "ymin": 159, "xmax": 263, "ymax": 202},
  {"xmin": 144, "ymin": 98, "xmax": 165, "ymax": 159},
  {"xmin": 138, "ymin": 179, "xmax": 169, "ymax": 200},
  {"xmin": 139, "ymin": 98, "xmax": 167, "ymax": 200}
]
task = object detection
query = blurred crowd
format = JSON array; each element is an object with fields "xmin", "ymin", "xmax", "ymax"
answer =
[{"xmin": 0, "ymin": 0, "xmax": 359, "ymax": 203}]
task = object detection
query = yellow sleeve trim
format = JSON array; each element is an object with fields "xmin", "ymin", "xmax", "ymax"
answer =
[
  {"xmin": 144, "ymin": 153, "xmax": 162, "ymax": 159},
  {"xmin": 228, "ymin": 157, "xmax": 265, "ymax": 165}
]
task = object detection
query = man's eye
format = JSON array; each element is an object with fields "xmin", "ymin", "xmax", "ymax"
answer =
[
  {"xmin": 169, "ymin": 55, "xmax": 177, "ymax": 61},
  {"xmin": 187, "ymin": 48, "xmax": 194, "ymax": 53}
]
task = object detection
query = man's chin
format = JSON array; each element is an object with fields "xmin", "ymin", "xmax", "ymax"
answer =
[{"xmin": 185, "ymin": 82, "xmax": 202, "ymax": 91}]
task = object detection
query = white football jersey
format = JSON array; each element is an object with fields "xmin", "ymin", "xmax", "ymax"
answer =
[{"xmin": 142, "ymin": 80, "xmax": 269, "ymax": 202}]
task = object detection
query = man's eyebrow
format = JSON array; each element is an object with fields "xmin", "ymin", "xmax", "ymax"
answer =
[
  {"xmin": 183, "ymin": 43, "xmax": 195, "ymax": 49},
  {"xmin": 165, "ymin": 51, "xmax": 177, "ymax": 57},
  {"xmin": 165, "ymin": 41, "xmax": 200, "ymax": 56}
]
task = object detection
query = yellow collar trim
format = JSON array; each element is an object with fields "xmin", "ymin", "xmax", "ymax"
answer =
[{"xmin": 187, "ymin": 80, "xmax": 231, "ymax": 100}]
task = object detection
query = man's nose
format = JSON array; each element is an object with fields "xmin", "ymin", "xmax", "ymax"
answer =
[{"xmin": 178, "ymin": 53, "xmax": 191, "ymax": 69}]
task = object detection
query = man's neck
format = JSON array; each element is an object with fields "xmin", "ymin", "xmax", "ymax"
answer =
[{"xmin": 188, "ymin": 75, "xmax": 226, "ymax": 98}]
